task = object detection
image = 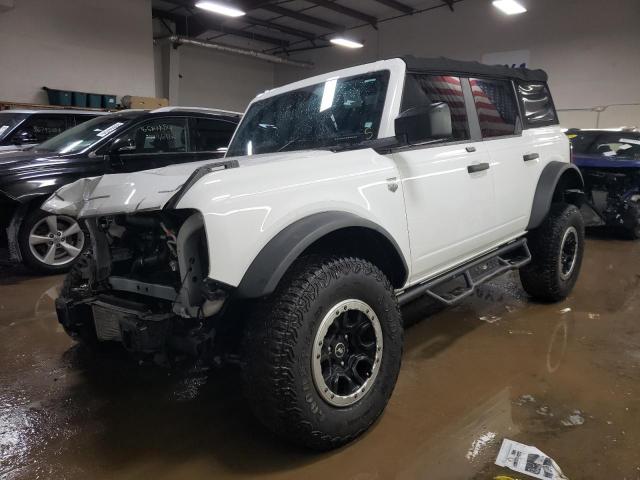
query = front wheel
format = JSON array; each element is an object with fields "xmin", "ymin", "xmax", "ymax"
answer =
[
  {"xmin": 520, "ymin": 202, "xmax": 585, "ymax": 302},
  {"xmin": 18, "ymin": 208, "xmax": 86, "ymax": 274},
  {"xmin": 241, "ymin": 256, "xmax": 403, "ymax": 450}
]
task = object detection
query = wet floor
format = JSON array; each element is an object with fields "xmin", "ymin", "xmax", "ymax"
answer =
[{"xmin": 1, "ymin": 236, "xmax": 639, "ymax": 480}]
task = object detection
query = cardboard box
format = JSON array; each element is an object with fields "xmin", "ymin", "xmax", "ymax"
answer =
[{"xmin": 122, "ymin": 95, "xmax": 169, "ymax": 109}]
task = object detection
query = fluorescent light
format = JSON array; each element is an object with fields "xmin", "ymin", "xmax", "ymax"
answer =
[
  {"xmin": 330, "ymin": 37, "xmax": 364, "ymax": 49},
  {"xmin": 492, "ymin": 0, "xmax": 526, "ymax": 15},
  {"xmin": 195, "ymin": 1, "xmax": 245, "ymax": 17}
]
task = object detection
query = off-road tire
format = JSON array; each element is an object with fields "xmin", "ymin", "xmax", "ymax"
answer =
[
  {"xmin": 241, "ymin": 255, "xmax": 403, "ymax": 450},
  {"xmin": 520, "ymin": 202, "xmax": 585, "ymax": 302}
]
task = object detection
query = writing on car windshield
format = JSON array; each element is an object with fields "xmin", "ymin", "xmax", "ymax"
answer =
[{"xmin": 226, "ymin": 71, "xmax": 390, "ymax": 157}]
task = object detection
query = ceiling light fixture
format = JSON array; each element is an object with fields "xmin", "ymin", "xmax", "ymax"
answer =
[
  {"xmin": 195, "ymin": 1, "xmax": 246, "ymax": 17},
  {"xmin": 330, "ymin": 37, "xmax": 364, "ymax": 49},
  {"xmin": 492, "ymin": 0, "xmax": 527, "ymax": 15}
]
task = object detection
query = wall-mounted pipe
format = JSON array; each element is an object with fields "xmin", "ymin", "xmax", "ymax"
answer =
[{"xmin": 157, "ymin": 35, "xmax": 313, "ymax": 69}]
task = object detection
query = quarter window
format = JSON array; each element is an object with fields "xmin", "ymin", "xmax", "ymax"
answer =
[
  {"xmin": 118, "ymin": 118, "xmax": 188, "ymax": 154},
  {"xmin": 517, "ymin": 82, "xmax": 558, "ymax": 126},
  {"xmin": 402, "ymin": 74, "xmax": 470, "ymax": 141},
  {"xmin": 470, "ymin": 78, "xmax": 519, "ymax": 138}
]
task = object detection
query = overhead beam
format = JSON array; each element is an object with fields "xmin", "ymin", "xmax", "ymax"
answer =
[
  {"xmin": 305, "ymin": 0, "xmax": 377, "ymax": 27},
  {"xmin": 153, "ymin": 8, "xmax": 289, "ymax": 46},
  {"xmin": 373, "ymin": 0, "xmax": 413, "ymax": 14},
  {"xmin": 443, "ymin": 0, "xmax": 455, "ymax": 11},
  {"xmin": 261, "ymin": 4, "xmax": 346, "ymax": 32}
]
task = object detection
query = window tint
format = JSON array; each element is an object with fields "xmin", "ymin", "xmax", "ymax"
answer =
[
  {"xmin": 14, "ymin": 114, "xmax": 67, "ymax": 143},
  {"xmin": 517, "ymin": 82, "xmax": 558, "ymax": 126},
  {"xmin": 402, "ymin": 74, "xmax": 469, "ymax": 141},
  {"xmin": 470, "ymin": 78, "xmax": 519, "ymax": 138},
  {"xmin": 191, "ymin": 118, "xmax": 236, "ymax": 152},
  {"xmin": 119, "ymin": 117, "xmax": 188, "ymax": 154}
]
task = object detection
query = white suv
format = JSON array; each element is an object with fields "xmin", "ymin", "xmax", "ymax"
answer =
[{"xmin": 46, "ymin": 56, "xmax": 585, "ymax": 450}]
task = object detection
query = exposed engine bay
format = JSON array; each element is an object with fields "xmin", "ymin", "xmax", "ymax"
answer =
[
  {"xmin": 55, "ymin": 209, "xmax": 229, "ymax": 358},
  {"xmin": 580, "ymin": 167, "xmax": 640, "ymax": 235}
]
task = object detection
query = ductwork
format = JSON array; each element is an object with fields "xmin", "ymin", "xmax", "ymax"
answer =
[{"xmin": 158, "ymin": 35, "xmax": 313, "ymax": 69}]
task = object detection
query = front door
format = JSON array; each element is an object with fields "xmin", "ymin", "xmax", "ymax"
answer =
[{"xmin": 393, "ymin": 75, "xmax": 498, "ymax": 283}]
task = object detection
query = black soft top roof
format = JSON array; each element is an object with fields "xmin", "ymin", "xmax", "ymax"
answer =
[{"xmin": 401, "ymin": 55, "xmax": 548, "ymax": 82}]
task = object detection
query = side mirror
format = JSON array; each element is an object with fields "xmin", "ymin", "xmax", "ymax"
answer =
[
  {"xmin": 110, "ymin": 137, "xmax": 136, "ymax": 155},
  {"xmin": 394, "ymin": 102, "xmax": 453, "ymax": 145}
]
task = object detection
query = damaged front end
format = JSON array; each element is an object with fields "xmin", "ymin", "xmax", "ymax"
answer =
[{"xmin": 55, "ymin": 209, "xmax": 229, "ymax": 358}]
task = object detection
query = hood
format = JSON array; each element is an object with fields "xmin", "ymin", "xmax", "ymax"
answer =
[
  {"xmin": 42, "ymin": 150, "xmax": 333, "ymax": 218},
  {"xmin": 573, "ymin": 153, "xmax": 640, "ymax": 169},
  {"xmin": 0, "ymin": 149, "xmax": 66, "ymax": 170}
]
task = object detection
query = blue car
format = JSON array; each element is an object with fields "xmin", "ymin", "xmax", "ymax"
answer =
[{"xmin": 566, "ymin": 128, "xmax": 640, "ymax": 238}]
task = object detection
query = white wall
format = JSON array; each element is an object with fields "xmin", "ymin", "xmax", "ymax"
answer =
[
  {"xmin": 0, "ymin": 0, "xmax": 155, "ymax": 105},
  {"xmin": 275, "ymin": 0, "xmax": 640, "ymax": 129}
]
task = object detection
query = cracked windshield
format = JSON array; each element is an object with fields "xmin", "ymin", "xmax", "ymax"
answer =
[{"xmin": 226, "ymin": 71, "xmax": 390, "ymax": 157}]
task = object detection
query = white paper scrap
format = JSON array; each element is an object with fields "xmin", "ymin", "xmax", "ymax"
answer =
[{"xmin": 495, "ymin": 438, "xmax": 569, "ymax": 480}]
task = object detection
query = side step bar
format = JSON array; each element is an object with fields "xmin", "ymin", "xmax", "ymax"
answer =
[{"xmin": 397, "ymin": 238, "xmax": 531, "ymax": 306}]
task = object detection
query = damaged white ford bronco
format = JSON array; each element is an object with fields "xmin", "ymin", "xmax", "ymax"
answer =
[{"xmin": 45, "ymin": 57, "xmax": 585, "ymax": 450}]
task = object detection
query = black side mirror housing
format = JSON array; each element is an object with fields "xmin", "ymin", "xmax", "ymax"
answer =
[
  {"xmin": 110, "ymin": 137, "xmax": 136, "ymax": 155},
  {"xmin": 394, "ymin": 102, "xmax": 453, "ymax": 145}
]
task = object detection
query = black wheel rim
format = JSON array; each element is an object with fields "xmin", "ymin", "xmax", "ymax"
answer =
[
  {"xmin": 559, "ymin": 226, "xmax": 578, "ymax": 280},
  {"xmin": 312, "ymin": 299, "xmax": 383, "ymax": 407}
]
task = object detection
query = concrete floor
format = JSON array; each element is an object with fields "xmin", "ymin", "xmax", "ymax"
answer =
[{"xmin": 1, "ymin": 236, "xmax": 639, "ymax": 480}]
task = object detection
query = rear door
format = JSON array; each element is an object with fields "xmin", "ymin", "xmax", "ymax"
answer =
[
  {"xmin": 471, "ymin": 78, "xmax": 554, "ymax": 238},
  {"xmin": 189, "ymin": 116, "xmax": 237, "ymax": 160},
  {"xmin": 393, "ymin": 74, "xmax": 497, "ymax": 282}
]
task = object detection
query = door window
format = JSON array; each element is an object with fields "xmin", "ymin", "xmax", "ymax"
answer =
[
  {"xmin": 118, "ymin": 117, "xmax": 188, "ymax": 154},
  {"xmin": 13, "ymin": 114, "xmax": 67, "ymax": 144},
  {"xmin": 190, "ymin": 118, "xmax": 237, "ymax": 152},
  {"xmin": 470, "ymin": 78, "xmax": 519, "ymax": 138},
  {"xmin": 401, "ymin": 74, "xmax": 470, "ymax": 141}
]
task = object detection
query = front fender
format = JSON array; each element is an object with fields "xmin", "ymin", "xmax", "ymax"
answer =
[{"xmin": 236, "ymin": 211, "xmax": 409, "ymax": 298}]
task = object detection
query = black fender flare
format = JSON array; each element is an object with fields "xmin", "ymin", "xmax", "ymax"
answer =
[
  {"xmin": 527, "ymin": 161, "xmax": 584, "ymax": 230},
  {"xmin": 236, "ymin": 211, "xmax": 409, "ymax": 299}
]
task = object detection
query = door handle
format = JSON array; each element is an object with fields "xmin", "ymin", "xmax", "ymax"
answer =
[
  {"xmin": 523, "ymin": 153, "xmax": 539, "ymax": 162},
  {"xmin": 466, "ymin": 146, "xmax": 476, "ymax": 153},
  {"xmin": 467, "ymin": 162, "xmax": 490, "ymax": 174}
]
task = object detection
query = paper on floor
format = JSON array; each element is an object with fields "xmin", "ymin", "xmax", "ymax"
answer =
[{"xmin": 495, "ymin": 438, "xmax": 569, "ymax": 480}]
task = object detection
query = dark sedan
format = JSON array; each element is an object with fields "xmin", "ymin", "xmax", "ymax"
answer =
[{"xmin": 0, "ymin": 107, "xmax": 240, "ymax": 273}]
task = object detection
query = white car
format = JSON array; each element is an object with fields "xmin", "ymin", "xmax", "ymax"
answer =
[{"xmin": 46, "ymin": 56, "xmax": 585, "ymax": 450}]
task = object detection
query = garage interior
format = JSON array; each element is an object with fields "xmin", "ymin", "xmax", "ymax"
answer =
[{"xmin": 1, "ymin": 0, "xmax": 639, "ymax": 479}]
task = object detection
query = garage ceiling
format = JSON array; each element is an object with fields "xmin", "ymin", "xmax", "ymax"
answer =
[{"xmin": 152, "ymin": 0, "xmax": 461, "ymax": 56}]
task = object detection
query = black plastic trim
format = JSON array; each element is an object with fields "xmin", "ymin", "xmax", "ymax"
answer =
[
  {"xmin": 527, "ymin": 161, "xmax": 584, "ymax": 230},
  {"xmin": 236, "ymin": 211, "xmax": 409, "ymax": 299},
  {"xmin": 164, "ymin": 159, "xmax": 239, "ymax": 210}
]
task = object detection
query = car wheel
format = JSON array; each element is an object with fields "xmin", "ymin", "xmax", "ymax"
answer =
[
  {"xmin": 19, "ymin": 208, "xmax": 86, "ymax": 274},
  {"xmin": 520, "ymin": 202, "xmax": 585, "ymax": 302},
  {"xmin": 241, "ymin": 255, "xmax": 403, "ymax": 450}
]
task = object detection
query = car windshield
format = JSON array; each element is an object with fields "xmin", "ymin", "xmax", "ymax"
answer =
[
  {"xmin": 226, "ymin": 71, "xmax": 390, "ymax": 157},
  {"xmin": 0, "ymin": 112, "xmax": 28, "ymax": 141},
  {"xmin": 34, "ymin": 113, "xmax": 139, "ymax": 155},
  {"xmin": 569, "ymin": 131, "xmax": 640, "ymax": 160}
]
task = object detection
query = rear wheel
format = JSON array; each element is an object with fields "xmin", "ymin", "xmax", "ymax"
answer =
[
  {"xmin": 19, "ymin": 208, "xmax": 86, "ymax": 274},
  {"xmin": 520, "ymin": 202, "xmax": 585, "ymax": 302},
  {"xmin": 241, "ymin": 256, "xmax": 403, "ymax": 450}
]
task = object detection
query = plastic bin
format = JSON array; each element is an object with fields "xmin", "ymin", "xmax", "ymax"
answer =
[
  {"xmin": 72, "ymin": 92, "xmax": 87, "ymax": 108},
  {"xmin": 43, "ymin": 87, "xmax": 72, "ymax": 106},
  {"xmin": 87, "ymin": 93, "xmax": 102, "ymax": 109},
  {"xmin": 102, "ymin": 94, "xmax": 117, "ymax": 109}
]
